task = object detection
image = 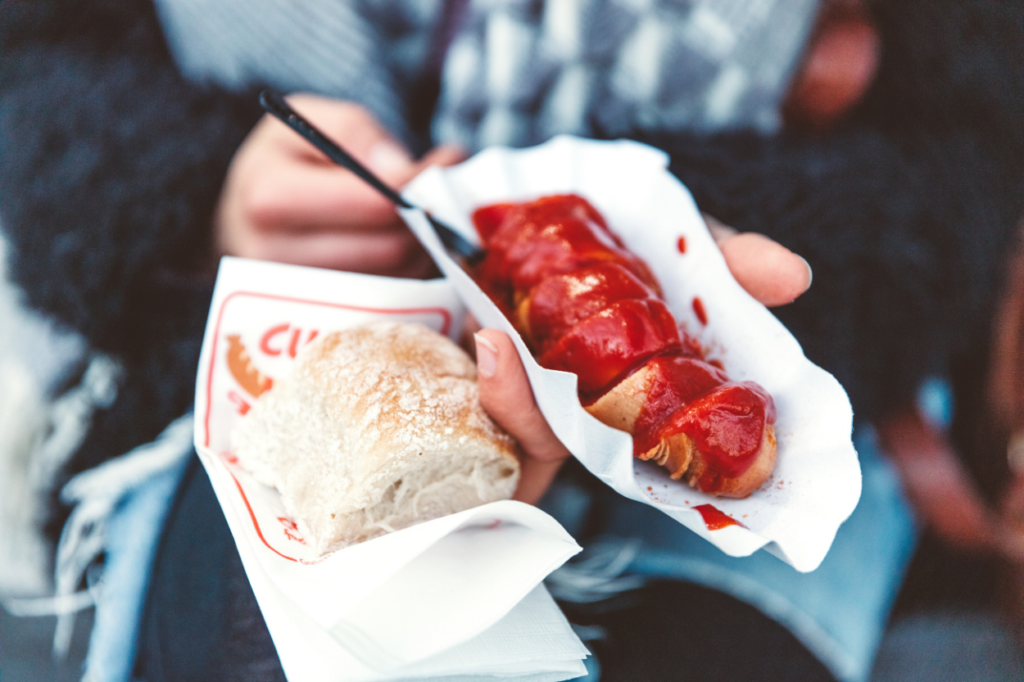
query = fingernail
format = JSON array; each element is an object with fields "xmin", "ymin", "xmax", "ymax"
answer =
[
  {"xmin": 368, "ymin": 140, "xmax": 412, "ymax": 175},
  {"xmin": 474, "ymin": 333, "xmax": 498, "ymax": 378},
  {"xmin": 799, "ymin": 256, "xmax": 813, "ymax": 290}
]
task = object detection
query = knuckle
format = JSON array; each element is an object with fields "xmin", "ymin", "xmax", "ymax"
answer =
[{"xmin": 241, "ymin": 179, "xmax": 285, "ymax": 227}]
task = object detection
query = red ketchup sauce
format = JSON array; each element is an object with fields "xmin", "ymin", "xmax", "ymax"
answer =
[
  {"xmin": 692, "ymin": 297, "xmax": 708, "ymax": 325},
  {"xmin": 539, "ymin": 298, "xmax": 682, "ymax": 402},
  {"xmin": 677, "ymin": 236, "xmax": 687, "ymax": 253},
  {"xmin": 654, "ymin": 383, "xmax": 775, "ymax": 491},
  {"xmin": 526, "ymin": 263, "xmax": 655, "ymax": 352},
  {"xmin": 471, "ymin": 194, "xmax": 775, "ymax": 489},
  {"xmin": 693, "ymin": 504, "xmax": 743, "ymax": 530}
]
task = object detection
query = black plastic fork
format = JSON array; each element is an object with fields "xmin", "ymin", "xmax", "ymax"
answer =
[{"xmin": 258, "ymin": 89, "xmax": 483, "ymax": 264}]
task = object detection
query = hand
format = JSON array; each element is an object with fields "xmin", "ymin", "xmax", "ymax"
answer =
[
  {"xmin": 879, "ymin": 405, "xmax": 1024, "ymax": 564},
  {"xmin": 474, "ymin": 329, "xmax": 569, "ymax": 505},
  {"xmin": 477, "ymin": 219, "xmax": 813, "ymax": 505},
  {"xmin": 703, "ymin": 214, "xmax": 812, "ymax": 306},
  {"xmin": 215, "ymin": 93, "xmax": 464, "ymax": 277},
  {"xmin": 998, "ymin": 474, "xmax": 1024, "ymax": 563}
]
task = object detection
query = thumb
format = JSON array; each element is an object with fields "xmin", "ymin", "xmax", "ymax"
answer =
[
  {"xmin": 717, "ymin": 232, "xmax": 813, "ymax": 307},
  {"xmin": 474, "ymin": 329, "xmax": 570, "ymax": 504},
  {"xmin": 418, "ymin": 144, "xmax": 468, "ymax": 171}
]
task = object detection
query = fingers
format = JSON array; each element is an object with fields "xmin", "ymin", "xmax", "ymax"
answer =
[
  {"xmin": 703, "ymin": 213, "xmax": 813, "ymax": 307},
  {"xmin": 246, "ymin": 97, "xmax": 418, "ymax": 231},
  {"xmin": 474, "ymin": 329, "xmax": 571, "ymax": 505},
  {"xmin": 240, "ymin": 142, "xmax": 468, "ymax": 234},
  {"xmin": 1002, "ymin": 476, "xmax": 1024, "ymax": 525},
  {"xmin": 513, "ymin": 458, "xmax": 567, "ymax": 507},
  {"xmin": 276, "ymin": 94, "xmax": 406, "ymax": 163},
  {"xmin": 216, "ymin": 94, "xmax": 466, "ymax": 277},
  {"xmin": 418, "ymin": 144, "xmax": 468, "ymax": 171},
  {"xmin": 703, "ymin": 213, "xmax": 738, "ymax": 243},
  {"xmin": 243, "ymin": 163, "xmax": 407, "ymax": 233},
  {"xmin": 240, "ymin": 229, "xmax": 436, "ymax": 275},
  {"xmin": 879, "ymin": 406, "xmax": 1010, "ymax": 555},
  {"xmin": 717, "ymin": 233, "xmax": 812, "ymax": 307},
  {"xmin": 996, "ymin": 526, "xmax": 1024, "ymax": 564},
  {"xmin": 474, "ymin": 330, "xmax": 570, "ymax": 463},
  {"xmin": 239, "ymin": 137, "xmax": 463, "ymax": 236}
]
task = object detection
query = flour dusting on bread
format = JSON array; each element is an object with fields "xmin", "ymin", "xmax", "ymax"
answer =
[{"xmin": 231, "ymin": 322, "xmax": 520, "ymax": 555}]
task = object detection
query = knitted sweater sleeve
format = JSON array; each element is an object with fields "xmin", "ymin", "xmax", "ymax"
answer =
[
  {"xmin": 0, "ymin": 0, "xmax": 264, "ymax": 357},
  {"xmin": 645, "ymin": 0, "xmax": 1024, "ymax": 424}
]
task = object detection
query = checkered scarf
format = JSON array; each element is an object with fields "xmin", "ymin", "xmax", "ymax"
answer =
[
  {"xmin": 152, "ymin": 0, "xmax": 444, "ymax": 146},
  {"xmin": 434, "ymin": 0, "xmax": 821, "ymax": 149},
  {"xmin": 153, "ymin": 0, "xmax": 820, "ymax": 150}
]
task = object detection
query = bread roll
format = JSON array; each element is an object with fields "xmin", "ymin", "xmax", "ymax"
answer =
[{"xmin": 231, "ymin": 322, "xmax": 520, "ymax": 555}]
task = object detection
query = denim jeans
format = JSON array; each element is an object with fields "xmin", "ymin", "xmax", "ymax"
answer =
[
  {"xmin": 87, "ymin": 427, "xmax": 914, "ymax": 682},
  {"xmin": 543, "ymin": 428, "xmax": 918, "ymax": 682}
]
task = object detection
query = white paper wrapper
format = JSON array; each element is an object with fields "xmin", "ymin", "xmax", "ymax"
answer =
[
  {"xmin": 193, "ymin": 257, "xmax": 588, "ymax": 681},
  {"xmin": 400, "ymin": 136, "xmax": 862, "ymax": 573}
]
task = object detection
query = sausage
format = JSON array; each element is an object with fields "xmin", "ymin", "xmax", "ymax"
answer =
[{"xmin": 472, "ymin": 194, "xmax": 776, "ymax": 498}]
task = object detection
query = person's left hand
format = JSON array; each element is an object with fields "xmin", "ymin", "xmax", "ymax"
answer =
[
  {"xmin": 476, "ymin": 220, "xmax": 813, "ymax": 504},
  {"xmin": 215, "ymin": 94, "xmax": 464, "ymax": 277}
]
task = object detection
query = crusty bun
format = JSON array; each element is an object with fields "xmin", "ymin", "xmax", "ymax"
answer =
[{"xmin": 231, "ymin": 322, "xmax": 520, "ymax": 555}]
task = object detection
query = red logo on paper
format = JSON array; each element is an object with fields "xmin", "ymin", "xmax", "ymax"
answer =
[
  {"xmin": 259, "ymin": 324, "xmax": 319, "ymax": 359},
  {"xmin": 278, "ymin": 517, "xmax": 306, "ymax": 544},
  {"xmin": 226, "ymin": 334, "xmax": 274, "ymax": 398},
  {"xmin": 226, "ymin": 324, "xmax": 322, "ymax": 402}
]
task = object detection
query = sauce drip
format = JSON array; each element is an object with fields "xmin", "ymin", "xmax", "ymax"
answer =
[
  {"xmin": 677, "ymin": 236, "xmax": 687, "ymax": 254},
  {"xmin": 694, "ymin": 504, "xmax": 743, "ymax": 530},
  {"xmin": 692, "ymin": 297, "xmax": 707, "ymax": 325}
]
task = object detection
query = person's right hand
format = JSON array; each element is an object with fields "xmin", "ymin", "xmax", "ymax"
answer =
[
  {"xmin": 878, "ymin": 404, "xmax": 1024, "ymax": 564},
  {"xmin": 215, "ymin": 93, "xmax": 464, "ymax": 277}
]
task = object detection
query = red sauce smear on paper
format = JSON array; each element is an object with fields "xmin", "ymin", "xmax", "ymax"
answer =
[
  {"xmin": 694, "ymin": 504, "xmax": 744, "ymax": 530},
  {"xmin": 677, "ymin": 236, "xmax": 687, "ymax": 254}
]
